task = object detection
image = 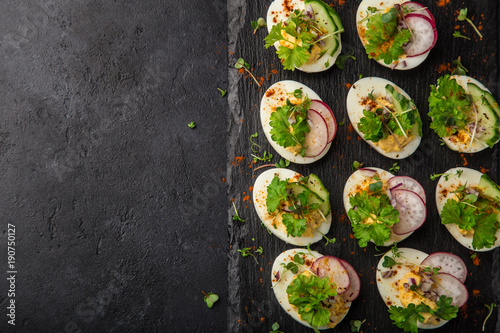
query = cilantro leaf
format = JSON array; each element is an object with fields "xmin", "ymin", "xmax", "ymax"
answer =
[
  {"xmin": 266, "ymin": 176, "xmax": 289, "ymax": 213},
  {"xmin": 347, "ymin": 191, "xmax": 399, "ymax": 247},
  {"xmin": 364, "ymin": 11, "xmax": 412, "ymax": 65},
  {"xmin": 287, "ymin": 274, "xmax": 336, "ymax": 330},
  {"xmin": 428, "ymin": 75, "xmax": 471, "ymax": 138},
  {"xmin": 277, "ymin": 44, "xmax": 311, "ymax": 71},
  {"xmin": 358, "ymin": 109, "xmax": 384, "ymax": 142},
  {"xmin": 282, "ymin": 213, "xmax": 307, "ymax": 237}
]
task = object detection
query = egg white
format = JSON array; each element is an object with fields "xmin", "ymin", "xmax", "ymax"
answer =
[
  {"xmin": 435, "ymin": 167, "xmax": 500, "ymax": 251},
  {"xmin": 356, "ymin": 0, "xmax": 430, "ymax": 70},
  {"xmin": 346, "ymin": 77, "xmax": 421, "ymax": 159},
  {"xmin": 343, "ymin": 167, "xmax": 414, "ymax": 246},
  {"xmin": 266, "ymin": 0, "xmax": 342, "ymax": 72},
  {"xmin": 253, "ymin": 168, "xmax": 331, "ymax": 246},
  {"xmin": 437, "ymin": 76, "xmax": 497, "ymax": 153},
  {"xmin": 261, "ymin": 80, "xmax": 332, "ymax": 164},
  {"xmin": 271, "ymin": 248, "xmax": 351, "ymax": 330},
  {"xmin": 376, "ymin": 247, "xmax": 448, "ymax": 329}
]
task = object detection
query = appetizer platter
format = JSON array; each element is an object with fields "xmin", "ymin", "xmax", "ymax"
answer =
[{"xmin": 227, "ymin": 0, "xmax": 499, "ymax": 332}]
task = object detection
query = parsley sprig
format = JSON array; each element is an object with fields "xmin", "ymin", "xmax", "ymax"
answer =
[
  {"xmin": 364, "ymin": 8, "xmax": 412, "ymax": 65},
  {"xmin": 269, "ymin": 94, "xmax": 312, "ymax": 156}
]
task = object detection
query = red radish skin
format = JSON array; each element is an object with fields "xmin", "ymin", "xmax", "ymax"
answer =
[
  {"xmin": 338, "ymin": 259, "xmax": 361, "ymax": 302},
  {"xmin": 388, "ymin": 176, "xmax": 426, "ymax": 203},
  {"xmin": 433, "ymin": 273, "xmax": 469, "ymax": 307},
  {"xmin": 304, "ymin": 109, "xmax": 329, "ymax": 157},
  {"xmin": 311, "ymin": 256, "xmax": 350, "ymax": 294},
  {"xmin": 310, "ymin": 100, "xmax": 337, "ymax": 143},
  {"xmin": 421, "ymin": 252, "xmax": 467, "ymax": 283},
  {"xmin": 401, "ymin": 1, "xmax": 436, "ymax": 23},
  {"xmin": 391, "ymin": 189, "xmax": 426, "ymax": 235},
  {"xmin": 404, "ymin": 14, "xmax": 437, "ymax": 57}
]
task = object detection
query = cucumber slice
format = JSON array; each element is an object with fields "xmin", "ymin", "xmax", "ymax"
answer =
[
  {"xmin": 385, "ymin": 84, "xmax": 423, "ymax": 136},
  {"xmin": 304, "ymin": 0, "xmax": 342, "ymax": 56},
  {"xmin": 479, "ymin": 174, "xmax": 500, "ymax": 202},
  {"xmin": 478, "ymin": 89, "xmax": 500, "ymax": 119},
  {"xmin": 467, "ymin": 83, "xmax": 500, "ymax": 147},
  {"xmin": 304, "ymin": 174, "xmax": 331, "ymax": 216}
]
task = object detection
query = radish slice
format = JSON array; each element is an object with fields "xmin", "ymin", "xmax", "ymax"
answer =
[
  {"xmin": 310, "ymin": 100, "xmax": 337, "ymax": 143},
  {"xmin": 338, "ymin": 259, "xmax": 361, "ymax": 301},
  {"xmin": 401, "ymin": 1, "xmax": 435, "ymax": 23},
  {"xmin": 388, "ymin": 176, "xmax": 426, "ymax": 203},
  {"xmin": 311, "ymin": 256, "xmax": 350, "ymax": 294},
  {"xmin": 304, "ymin": 109, "xmax": 329, "ymax": 157},
  {"xmin": 433, "ymin": 273, "xmax": 469, "ymax": 307},
  {"xmin": 421, "ymin": 252, "xmax": 467, "ymax": 283},
  {"xmin": 391, "ymin": 189, "xmax": 426, "ymax": 235},
  {"xmin": 358, "ymin": 168, "xmax": 377, "ymax": 178},
  {"xmin": 404, "ymin": 14, "xmax": 437, "ymax": 57}
]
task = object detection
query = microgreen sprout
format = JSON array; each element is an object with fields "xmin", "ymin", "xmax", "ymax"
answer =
[
  {"xmin": 251, "ymin": 17, "xmax": 267, "ymax": 34},
  {"xmin": 482, "ymin": 303, "xmax": 497, "ymax": 331},
  {"xmin": 351, "ymin": 160, "xmax": 365, "ymax": 172},
  {"xmin": 389, "ymin": 162, "xmax": 400, "ymax": 174},
  {"xmin": 339, "ymin": 119, "xmax": 345, "ymax": 126},
  {"xmin": 202, "ymin": 291, "xmax": 219, "ymax": 308},
  {"xmin": 275, "ymin": 158, "xmax": 291, "ymax": 168},
  {"xmin": 188, "ymin": 121, "xmax": 196, "ymax": 129},
  {"xmin": 335, "ymin": 48, "xmax": 356, "ymax": 70},
  {"xmin": 234, "ymin": 57, "xmax": 261, "ymax": 87},
  {"xmin": 453, "ymin": 31, "xmax": 471, "ymax": 40},
  {"xmin": 250, "ymin": 132, "xmax": 260, "ymax": 153},
  {"xmin": 232, "ymin": 202, "xmax": 245, "ymax": 223},
  {"xmin": 217, "ymin": 88, "xmax": 227, "ymax": 97},
  {"xmin": 350, "ymin": 319, "xmax": 366, "ymax": 332},
  {"xmin": 238, "ymin": 246, "xmax": 262, "ymax": 264},
  {"xmin": 430, "ymin": 169, "xmax": 463, "ymax": 181},
  {"xmin": 451, "ymin": 56, "xmax": 469, "ymax": 75},
  {"xmin": 458, "ymin": 8, "xmax": 483, "ymax": 39},
  {"xmin": 269, "ymin": 322, "xmax": 284, "ymax": 333}
]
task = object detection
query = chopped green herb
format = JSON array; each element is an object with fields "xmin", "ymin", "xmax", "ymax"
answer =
[
  {"xmin": 203, "ymin": 291, "xmax": 219, "ymax": 308},
  {"xmin": 339, "ymin": 119, "xmax": 345, "ymax": 126},
  {"xmin": 470, "ymin": 252, "xmax": 477, "ymax": 260},
  {"xmin": 188, "ymin": 121, "xmax": 196, "ymax": 129},
  {"xmin": 458, "ymin": 8, "xmax": 483, "ymax": 39}
]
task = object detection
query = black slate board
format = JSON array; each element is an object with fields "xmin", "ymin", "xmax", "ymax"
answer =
[{"xmin": 227, "ymin": 1, "xmax": 500, "ymax": 332}]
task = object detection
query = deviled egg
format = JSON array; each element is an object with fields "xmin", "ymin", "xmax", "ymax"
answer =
[
  {"xmin": 376, "ymin": 247, "xmax": 468, "ymax": 331},
  {"xmin": 356, "ymin": 0, "xmax": 437, "ymax": 70},
  {"xmin": 261, "ymin": 80, "xmax": 337, "ymax": 164},
  {"xmin": 253, "ymin": 168, "xmax": 331, "ymax": 246},
  {"xmin": 428, "ymin": 75, "xmax": 500, "ymax": 153},
  {"xmin": 435, "ymin": 167, "xmax": 500, "ymax": 251},
  {"xmin": 346, "ymin": 77, "xmax": 422, "ymax": 159},
  {"xmin": 272, "ymin": 248, "xmax": 360, "ymax": 330},
  {"xmin": 343, "ymin": 167, "xmax": 426, "ymax": 247},
  {"xmin": 265, "ymin": 0, "xmax": 343, "ymax": 72}
]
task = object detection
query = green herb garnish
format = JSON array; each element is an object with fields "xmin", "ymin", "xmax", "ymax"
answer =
[
  {"xmin": 188, "ymin": 121, "xmax": 196, "ymax": 129},
  {"xmin": 351, "ymin": 160, "xmax": 365, "ymax": 172},
  {"xmin": 275, "ymin": 158, "xmax": 291, "ymax": 168},
  {"xmin": 430, "ymin": 169, "xmax": 463, "ymax": 181},
  {"xmin": 217, "ymin": 88, "xmax": 227, "ymax": 97},
  {"xmin": 234, "ymin": 57, "xmax": 261, "ymax": 86},
  {"xmin": 350, "ymin": 319, "xmax": 366, "ymax": 332},
  {"xmin": 251, "ymin": 17, "xmax": 267, "ymax": 34},
  {"xmin": 453, "ymin": 31, "xmax": 471, "ymax": 40},
  {"xmin": 335, "ymin": 48, "xmax": 356, "ymax": 70},
  {"xmin": 232, "ymin": 202, "xmax": 245, "ymax": 223},
  {"xmin": 482, "ymin": 303, "xmax": 497, "ymax": 331},
  {"xmin": 269, "ymin": 321, "xmax": 284, "ymax": 333},
  {"xmin": 389, "ymin": 162, "xmax": 400, "ymax": 174},
  {"xmin": 238, "ymin": 246, "xmax": 263, "ymax": 264},
  {"xmin": 203, "ymin": 291, "xmax": 219, "ymax": 308},
  {"xmin": 451, "ymin": 56, "xmax": 469, "ymax": 75},
  {"xmin": 458, "ymin": 8, "xmax": 483, "ymax": 39}
]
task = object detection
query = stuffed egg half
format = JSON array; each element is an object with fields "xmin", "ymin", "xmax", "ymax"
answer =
[
  {"xmin": 261, "ymin": 80, "xmax": 336, "ymax": 164},
  {"xmin": 435, "ymin": 167, "xmax": 500, "ymax": 251},
  {"xmin": 272, "ymin": 248, "xmax": 360, "ymax": 330},
  {"xmin": 266, "ymin": 0, "xmax": 343, "ymax": 72},
  {"xmin": 356, "ymin": 0, "xmax": 437, "ymax": 70},
  {"xmin": 346, "ymin": 77, "xmax": 422, "ymax": 159},
  {"xmin": 376, "ymin": 247, "xmax": 468, "ymax": 330},
  {"xmin": 253, "ymin": 168, "xmax": 331, "ymax": 246},
  {"xmin": 428, "ymin": 75, "xmax": 500, "ymax": 153}
]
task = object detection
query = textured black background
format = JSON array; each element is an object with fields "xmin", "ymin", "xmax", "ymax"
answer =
[{"xmin": 0, "ymin": 0, "xmax": 499, "ymax": 332}]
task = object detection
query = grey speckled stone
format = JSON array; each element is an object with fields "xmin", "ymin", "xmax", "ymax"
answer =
[{"xmin": 0, "ymin": 0, "xmax": 228, "ymax": 332}]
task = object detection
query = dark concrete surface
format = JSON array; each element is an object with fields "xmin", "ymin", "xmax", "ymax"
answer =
[{"xmin": 0, "ymin": 0, "xmax": 228, "ymax": 332}]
